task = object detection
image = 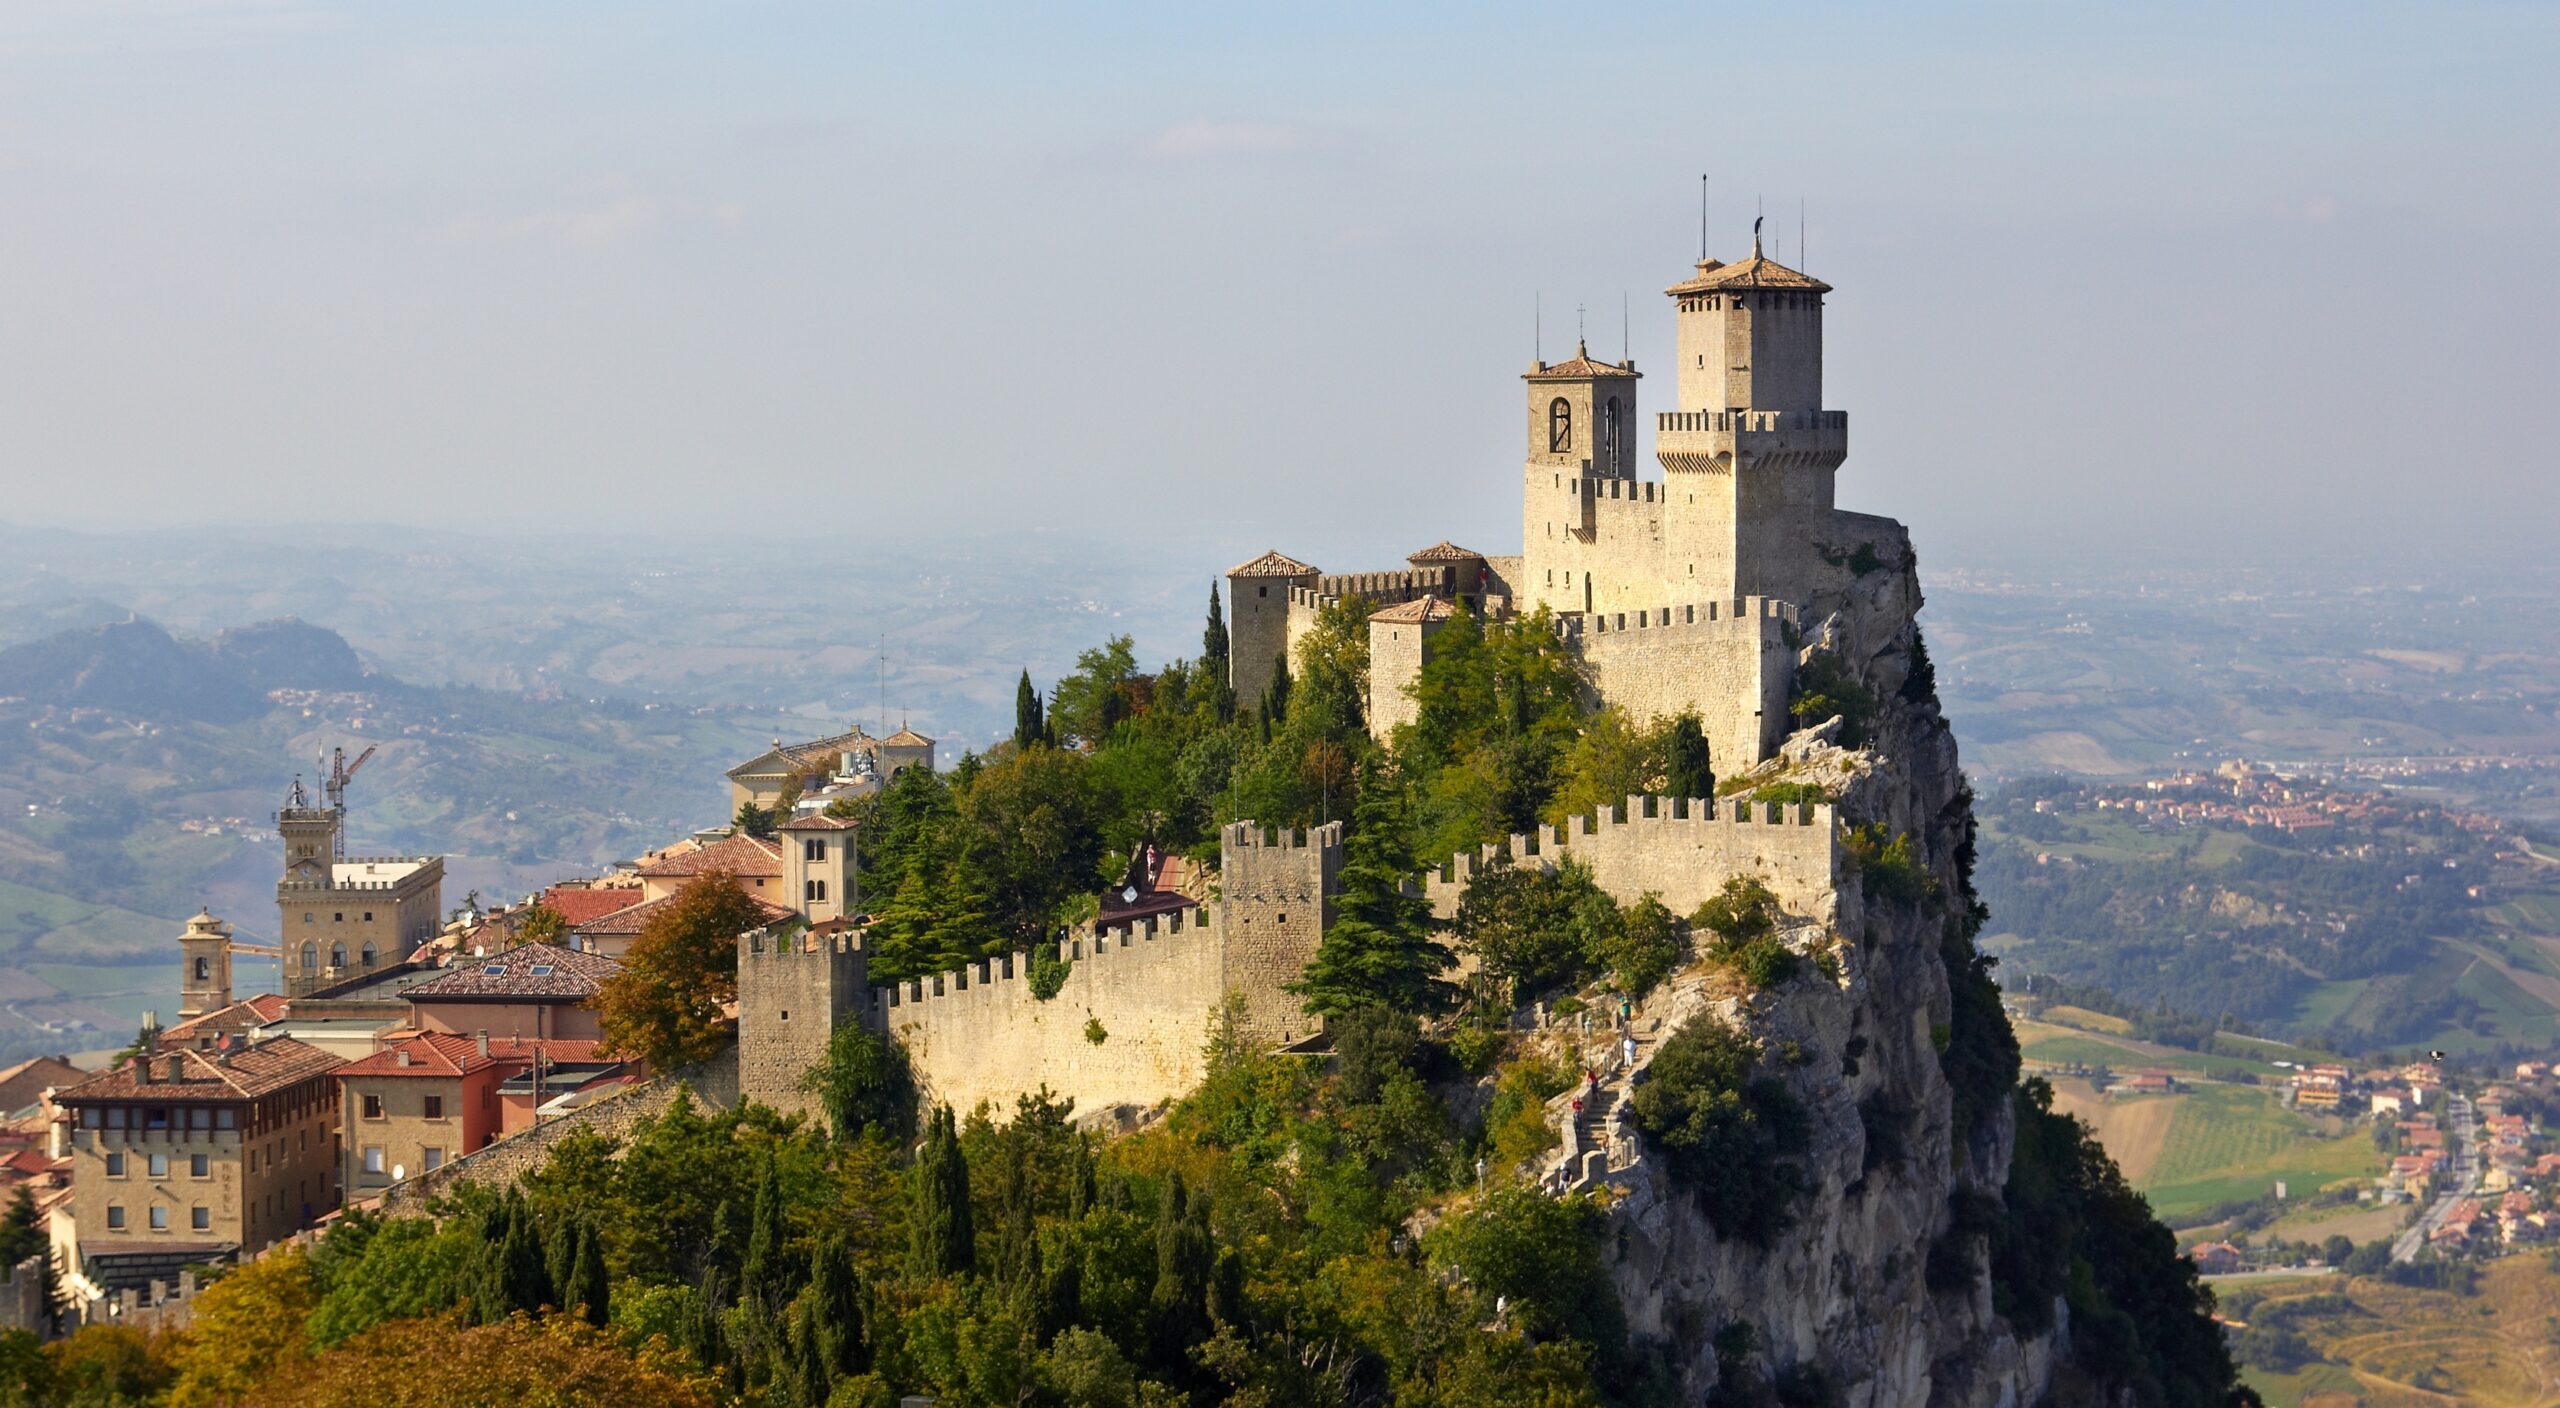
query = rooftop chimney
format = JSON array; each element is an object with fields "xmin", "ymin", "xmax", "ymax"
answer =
[
  {"xmin": 475, "ymin": 1030, "xmax": 490, "ymax": 1059},
  {"xmin": 395, "ymin": 1049, "xmax": 411, "ymax": 1068}
]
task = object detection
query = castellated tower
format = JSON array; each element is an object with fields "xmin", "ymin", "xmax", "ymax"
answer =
[
  {"xmin": 737, "ymin": 925, "xmax": 870, "ymax": 1120},
  {"xmin": 1217, "ymin": 821, "xmax": 1342, "ymax": 1049},
  {"xmin": 1520, "ymin": 341, "xmax": 1645, "ymax": 619},
  {"xmin": 1224, "ymin": 550, "xmax": 1319, "ymax": 714},
  {"xmin": 1655, "ymin": 232, "xmax": 1850, "ymax": 607}
]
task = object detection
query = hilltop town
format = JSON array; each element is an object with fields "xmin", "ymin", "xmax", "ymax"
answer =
[{"xmin": 0, "ymin": 228, "xmax": 2250, "ymax": 1408}]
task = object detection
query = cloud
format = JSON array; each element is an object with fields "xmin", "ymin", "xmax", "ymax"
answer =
[{"xmin": 1146, "ymin": 119, "xmax": 1309, "ymax": 159}]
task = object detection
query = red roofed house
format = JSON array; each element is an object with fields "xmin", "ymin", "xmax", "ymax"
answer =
[
  {"xmin": 536, "ymin": 883, "xmax": 645, "ymax": 929},
  {"xmin": 400, "ymin": 942, "xmax": 621, "ymax": 1045},
  {"xmin": 572, "ymin": 889, "xmax": 795, "ymax": 961},
  {"xmin": 55, "ymin": 1038, "xmax": 343, "ymax": 1291},
  {"xmin": 336, "ymin": 1031, "xmax": 512, "ymax": 1199}
]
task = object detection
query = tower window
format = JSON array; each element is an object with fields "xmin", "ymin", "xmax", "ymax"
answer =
[
  {"xmin": 360, "ymin": 943, "xmax": 376, "ymax": 966},
  {"xmin": 1548, "ymin": 398, "xmax": 1572, "ymax": 454},
  {"xmin": 1603, "ymin": 397, "xmax": 1623, "ymax": 468},
  {"xmin": 330, "ymin": 944, "xmax": 347, "ymax": 969},
  {"xmin": 300, "ymin": 942, "xmax": 317, "ymax": 971},
  {"xmin": 804, "ymin": 839, "xmax": 827, "ymax": 861},
  {"xmin": 193, "ymin": 957, "xmax": 210, "ymax": 981}
]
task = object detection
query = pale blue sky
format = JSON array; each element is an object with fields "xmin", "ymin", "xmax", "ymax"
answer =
[{"xmin": 1, "ymin": 2, "xmax": 2551, "ymax": 564}]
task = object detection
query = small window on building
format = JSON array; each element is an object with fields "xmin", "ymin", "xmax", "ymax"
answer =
[
  {"xmin": 333, "ymin": 912, "xmax": 343, "ymax": 923},
  {"xmin": 190, "ymin": 1154, "xmax": 209, "ymax": 1179},
  {"xmin": 105, "ymin": 1152, "xmax": 125, "ymax": 1177},
  {"xmin": 106, "ymin": 1205, "xmax": 125, "ymax": 1230},
  {"xmin": 484, "ymin": 965, "xmax": 505, "ymax": 977},
  {"xmin": 191, "ymin": 1206, "xmax": 210, "ymax": 1231},
  {"xmin": 106, "ymin": 1107, "xmax": 126, "ymax": 1129},
  {"xmin": 1548, "ymin": 397, "xmax": 1572, "ymax": 454},
  {"xmin": 360, "ymin": 943, "xmax": 376, "ymax": 966},
  {"xmin": 362, "ymin": 1147, "xmax": 385, "ymax": 1175},
  {"xmin": 805, "ymin": 879, "xmax": 827, "ymax": 903},
  {"xmin": 149, "ymin": 1207, "xmax": 167, "ymax": 1231},
  {"xmin": 189, "ymin": 1108, "xmax": 208, "ymax": 1130},
  {"xmin": 804, "ymin": 839, "xmax": 826, "ymax": 861},
  {"xmin": 144, "ymin": 1108, "xmax": 167, "ymax": 1130},
  {"xmin": 300, "ymin": 942, "xmax": 317, "ymax": 970},
  {"xmin": 424, "ymin": 1096, "xmax": 444, "ymax": 1120},
  {"xmin": 363, "ymin": 911, "xmax": 373, "ymax": 922},
  {"xmin": 362, "ymin": 1095, "xmax": 384, "ymax": 1120},
  {"xmin": 192, "ymin": 956, "xmax": 210, "ymax": 981},
  {"xmin": 149, "ymin": 1153, "xmax": 168, "ymax": 1179},
  {"xmin": 216, "ymin": 1109, "xmax": 235, "ymax": 1130},
  {"xmin": 423, "ymin": 1148, "xmax": 444, "ymax": 1171},
  {"xmin": 330, "ymin": 944, "xmax": 347, "ymax": 968}
]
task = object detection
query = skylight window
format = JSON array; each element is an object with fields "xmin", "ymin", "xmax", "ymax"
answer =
[
  {"xmin": 529, "ymin": 964, "xmax": 555, "ymax": 977},
  {"xmin": 483, "ymin": 964, "xmax": 505, "ymax": 976}
]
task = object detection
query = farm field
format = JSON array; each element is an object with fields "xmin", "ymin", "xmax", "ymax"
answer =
[
  {"xmin": 2231, "ymin": 1258, "xmax": 2560, "ymax": 1408},
  {"xmin": 2144, "ymin": 1085, "xmax": 2374, "ymax": 1222},
  {"xmin": 2046, "ymin": 1079, "xmax": 2175, "ymax": 1182}
]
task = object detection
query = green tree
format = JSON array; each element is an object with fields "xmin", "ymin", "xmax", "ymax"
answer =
[
  {"xmin": 1050, "ymin": 636, "xmax": 1139, "ymax": 748},
  {"xmin": 800, "ymin": 1021, "xmax": 918, "ymax": 1143},
  {"xmin": 515, "ymin": 903, "xmax": 567, "ymax": 946},
  {"xmin": 1603, "ymin": 894, "xmax": 1682, "ymax": 997},
  {"xmin": 1145, "ymin": 1173, "xmax": 1214, "ymax": 1380},
  {"xmin": 165, "ymin": 1246, "xmax": 317, "ymax": 1407},
  {"xmin": 1290, "ymin": 763, "xmax": 1455, "ymax": 1016},
  {"xmin": 1625, "ymin": 1016, "xmax": 1809, "ymax": 1246},
  {"xmin": 1014, "ymin": 670, "xmax": 1049, "ymax": 752},
  {"xmin": 1663, "ymin": 712, "xmax": 1715, "ymax": 799},
  {"xmin": 1454, "ymin": 855, "xmax": 1617, "ymax": 997},
  {"xmin": 736, "ymin": 801, "xmax": 777, "ymax": 839},
  {"xmin": 1202, "ymin": 584, "xmax": 1231, "ymax": 698},
  {"xmin": 1543, "ymin": 707, "xmax": 1664, "ymax": 825},
  {"xmin": 909, "ymin": 1105, "xmax": 977, "ymax": 1279},
  {"xmin": 956, "ymin": 743, "xmax": 1106, "ymax": 945},
  {"xmin": 596, "ymin": 872, "xmax": 770, "ymax": 1070},
  {"xmin": 1259, "ymin": 653, "xmax": 1292, "ymax": 732}
]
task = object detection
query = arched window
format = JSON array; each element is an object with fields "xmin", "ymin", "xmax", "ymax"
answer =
[
  {"xmin": 300, "ymin": 942, "xmax": 317, "ymax": 972},
  {"xmin": 192, "ymin": 957, "xmax": 210, "ymax": 981},
  {"xmin": 1602, "ymin": 396, "xmax": 1623, "ymax": 468},
  {"xmin": 1548, "ymin": 397, "xmax": 1572, "ymax": 454},
  {"xmin": 360, "ymin": 942, "xmax": 377, "ymax": 967},
  {"xmin": 329, "ymin": 943, "xmax": 347, "ymax": 970}
]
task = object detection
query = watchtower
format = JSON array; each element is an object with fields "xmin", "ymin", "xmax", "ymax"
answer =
[
  {"xmin": 1216, "ymin": 820, "xmax": 1343, "ymax": 1048},
  {"xmin": 177, "ymin": 909, "xmax": 234, "ymax": 1020},
  {"xmin": 1225, "ymin": 550, "xmax": 1319, "ymax": 717},
  {"xmin": 1519, "ymin": 339, "xmax": 1646, "ymax": 619},
  {"xmin": 780, "ymin": 813, "xmax": 860, "ymax": 925},
  {"xmin": 1656, "ymin": 230, "xmax": 1850, "ymax": 605},
  {"xmin": 737, "ymin": 925, "xmax": 871, "ymax": 1120}
]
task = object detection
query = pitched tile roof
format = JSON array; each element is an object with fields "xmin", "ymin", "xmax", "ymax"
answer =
[
  {"xmin": 536, "ymin": 884, "xmax": 646, "ymax": 926},
  {"xmin": 161, "ymin": 994, "xmax": 292, "ymax": 1045},
  {"xmin": 0, "ymin": 1056, "xmax": 85, "ymax": 1112},
  {"xmin": 1371, "ymin": 596, "xmax": 1457, "ymax": 625},
  {"xmin": 1670, "ymin": 241, "xmax": 1829, "ymax": 294},
  {"xmin": 779, "ymin": 813, "xmax": 860, "ymax": 833},
  {"xmin": 334, "ymin": 1031, "xmax": 506, "ymax": 1079},
  {"xmin": 1523, "ymin": 340, "xmax": 1640, "ymax": 381},
  {"xmin": 402, "ymin": 943, "xmax": 621, "ymax": 1002},
  {"xmin": 883, "ymin": 727, "xmax": 933, "ymax": 747},
  {"xmin": 573, "ymin": 891, "xmax": 794, "ymax": 939},
  {"xmin": 1227, "ymin": 550, "xmax": 1319, "ymax": 578},
  {"xmin": 1406, "ymin": 541, "xmax": 1485, "ymax": 563},
  {"xmin": 635, "ymin": 833, "xmax": 781, "ymax": 880},
  {"xmin": 57, "ymin": 1037, "xmax": 343, "ymax": 1105},
  {"xmin": 728, "ymin": 728, "xmax": 882, "ymax": 780}
]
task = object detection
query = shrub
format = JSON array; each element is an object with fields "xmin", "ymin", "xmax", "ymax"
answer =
[
  {"xmin": 1748, "ymin": 781, "xmax": 1830, "ymax": 808},
  {"xmin": 1691, "ymin": 878, "xmax": 1795, "ymax": 988},
  {"xmin": 1455, "ymin": 855, "xmax": 1618, "ymax": 997},
  {"xmin": 1625, "ymin": 1017, "xmax": 1808, "ymax": 1245},
  {"xmin": 1787, "ymin": 652, "xmax": 1877, "ymax": 749},
  {"xmin": 1026, "ymin": 944, "xmax": 1072, "ymax": 1000},
  {"xmin": 1083, "ymin": 1017, "xmax": 1108, "ymax": 1045},
  {"xmin": 1484, "ymin": 1057, "xmax": 1573, "ymax": 1173},
  {"xmin": 1330, "ymin": 1006, "xmax": 1421, "ymax": 1106},
  {"xmin": 1841, "ymin": 824, "xmax": 1933, "ymax": 908},
  {"xmin": 1602, "ymin": 895, "xmax": 1682, "ymax": 997}
]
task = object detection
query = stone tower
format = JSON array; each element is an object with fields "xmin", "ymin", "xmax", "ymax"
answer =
[
  {"xmin": 177, "ymin": 909, "xmax": 234, "ymax": 1020},
  {"xmin": 736, "ymin": 925, "xmax": 870, "ymax": 1120},
  {"xmin": 1520, "ymin": 340, "xmax": 1644, "ymax": 618},
  {"xmin": 1224, "ymin": 550, "xmax": 1319, "ymax": 716},
  {"xmin": 1217, "ymin": 820, "xmax": 1342, "ymax": 1049},
  {"xmin": 1656, "ymin": 231, "xmax": 1849, "ymax": 606},
  {"xmin": 273, "ymin": 775, "xmax": 446, "ymax": 997},
  {"xmin": 780, "ymin": 813, "xmax": 861, "ymax": 925}
]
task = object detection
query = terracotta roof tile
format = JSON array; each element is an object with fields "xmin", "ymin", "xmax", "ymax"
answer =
[
  {"xmin": 536, "ymin": 885, "xmax": 646, "ymax": 926},
  {"xmin": 57, "ymin": 1037, "xmax": 342, "ymax": 1105},
  {"xmin": 1371, "ymin": 596, "xmax": 1456, "ymax": 624},
  {"xmin": 403, "ymin": 943, "xmax": 620, "ymax": 1002},
  {"xmin": 573, "ymin": 891, "xmax": 795, "ymax": 938},
  {"xmin": 1669, "ymin": 242, "xmax": 1829, "ymax": 295},
  {"xmin": 1406, "ymin": 541, "xmax": 1485, "ymax": 563},
  {"xmin": 780, "ymin": 813, "xmax": 860, "ymax": 833},
  {"xmin": 1523, "ymin": 340, "xmax": 1640, "ymax": 381},
  {"xmin": 635, "ymin": 833, "xmax": 782, "ymax": 880},
  {"xmin": 883, "ymin": 727, "xmax": 933, "ymax": 747},
  {"xmin": 161, "ymin": 994, "xmax": 291, "ymax": 1044},
  {"xmin": 1227, "ymin": 550, "xmax": 1319, "ymax": 578},
  {"xmin": 335, "ymin": 1031, "xmax": 504, "ymax": 1079}
]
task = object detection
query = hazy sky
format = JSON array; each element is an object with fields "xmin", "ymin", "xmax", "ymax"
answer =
[{"xmin": 2, "ymin": 1, "xmax": 2551, "ymax": 567}]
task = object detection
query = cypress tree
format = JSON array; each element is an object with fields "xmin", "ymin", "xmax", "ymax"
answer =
[
  {"xmin": 543, "ymin": 1210, "xmax": 579, "ymax": 1309},
  {"xmin": 1664, "ymin": 713, "xmax": 1715, "ymax": 800},
  {"xmin": 1288, "ymin": 760, "xmax": 1456, "ymax": 1016},
  {"xmin": 1014, "ymin": 671, "xmax": 1048, "ymax": 751},
  {"xmin": 1260, "ymin": 653, "xmax": 1292, "ymax": 728},
  {"xmin": 478, "ymin": 1191, "xmax": 551, "ymax": 1322},
  {"xmin": 1202, "ymin": 585, "xmax": 1230, "ymax": 689},
  {"xmin": 1146, "ymin": 1174, "xmax": 1215, "ymax": 1375},
  {"xmin": 907, "ymin": 1105, "xmax": 976, "ymax": 1278},
  {"xmin": 570, "ymin": 1217, "xmax": 610, "ymax": 1326},
  {"xmin": 741, "ymin": 1157, "xmax": 800, "ymax": 1311},
  {"xmin": 803, "ymin": 1231, "xmax": 869, "ymax": 1379}
]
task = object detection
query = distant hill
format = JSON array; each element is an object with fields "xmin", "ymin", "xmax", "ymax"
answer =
[{"xmin": 0, "ymin": 615, "xmax": 366, "ymax": 723}]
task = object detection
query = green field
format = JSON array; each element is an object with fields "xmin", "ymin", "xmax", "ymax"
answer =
[{"xmin": 2144, "ymin": 1085, "xmax": 2375, "ymax": 1221}]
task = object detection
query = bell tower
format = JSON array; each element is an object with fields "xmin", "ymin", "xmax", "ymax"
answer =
[
  {"xmin": 177, "ymin": 909, "xmax": 234, "ymax": 1020},
  {"xmin": 1519, "ymin": 340, "xmax": 1642, "ymax": 617}
]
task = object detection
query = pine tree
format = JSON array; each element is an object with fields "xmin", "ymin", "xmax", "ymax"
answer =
[
  {"xmin": 1146, "ymin": 1174, "xmax": 1215, "ymax": 1377},
  {"xmin": 1664, "ymin": 713, "xmax": 1715, "ymax": 799},
  {"xmin": 1260, "ymin": 653, "xmax": 1292, "ymax": 729},
  {"xmin": 1202, "ymin": 584, "xmax": 1230, "ymax": 690},
  {"xmin": 907, "ymin": 1105, "xmax": 976, "ymax": 1279},
  {"xmin": 1289, "ymin": 762, "xmax": 1456, "ymax": 1016},
  {"xmin": 477, "ymin": 1190, "xmax": 551, "ymax": 1322},
  {"xmin": 562, "ymin": 1218, "xmax": 610, "ymax": 1327},
  {"xmin": 1014, "ymin": 670, "xmax": 1048, "ymax": 751},
  {"xmin": 801, "ymin": 1230, "xmax": 869, "ymax": 1380}
]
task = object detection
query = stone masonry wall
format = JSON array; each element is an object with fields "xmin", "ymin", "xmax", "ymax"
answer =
[
  {"xmin": 1573, "ymin": 598, "xmax": 1794, "ymax": 769},
  {"xmin": 737, "ymin": 928, "xmax": 869, "ymax": 1119},
  {"xmin": 1419, "ymin": 795, "xmax": 1838, "ymax": 926}
]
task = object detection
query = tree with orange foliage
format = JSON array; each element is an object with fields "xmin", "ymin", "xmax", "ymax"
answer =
[
  {"xmin": 596, "ymin": 871, "xmax": 769, "ymax": 1070},
  {"xmin": 269, "ymin": 1313, "xmax": 719, "ymax": 1408}
]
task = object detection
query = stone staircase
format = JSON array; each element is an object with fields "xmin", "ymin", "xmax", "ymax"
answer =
[{"xmin": 1542, "ymin": 1019, "xmax": 1660, "ymax": 1193}]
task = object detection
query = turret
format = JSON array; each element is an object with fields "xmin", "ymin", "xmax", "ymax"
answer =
[
  {"xmin": 781, "ymin": 813, "xmax": 860, "ymax": 925},
  {"xmin": 1225, "ymin": 550, "xmax": 1319, "ymax": 716}
]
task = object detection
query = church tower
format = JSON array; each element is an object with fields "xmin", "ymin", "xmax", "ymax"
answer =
[
  {"xmin": 1519, "ymin": 340, "xmax": 1642, "ymax": 618},
  {"xmin": 1657, "ymin": 228, "xmax": 1849, "ymax": 606},
  {"xmin": 177, "ymin": 909, "xmax": 234, "ymax": 1020}
]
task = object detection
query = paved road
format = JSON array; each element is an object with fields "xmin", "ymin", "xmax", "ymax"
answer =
[{"xmin": 2393, "ymin": 1093, "xmax": 2478, "ymax": 1263}]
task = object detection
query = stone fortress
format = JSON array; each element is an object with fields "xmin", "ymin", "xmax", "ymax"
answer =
[{"xmin": 738, "ymin": 226, "xmax": 1876, "ymax": 1123}]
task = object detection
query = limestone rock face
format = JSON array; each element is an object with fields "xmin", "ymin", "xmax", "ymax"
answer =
[{"xmin": 1583, "ymin": 540, "xmax": 2055, "ymax": 1407}]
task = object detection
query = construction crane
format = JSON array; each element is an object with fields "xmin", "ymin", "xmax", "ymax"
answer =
[{"xmin": 320, "ymin": 745, "xmax": 377, "ymax": 858}]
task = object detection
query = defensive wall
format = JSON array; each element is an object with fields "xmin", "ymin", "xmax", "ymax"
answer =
[
  {"xmin": 1417, "ymin": 794, "xmax": 1838, "ymax": 925},
  {"xmin": 1565, "ymin": 598, "xmax": 1796, "ymax": 771}
]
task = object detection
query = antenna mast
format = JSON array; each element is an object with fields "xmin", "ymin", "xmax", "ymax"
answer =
[{"xmin": 1698, "ymin": 174, "xmax": 1709, "ymax": 260}]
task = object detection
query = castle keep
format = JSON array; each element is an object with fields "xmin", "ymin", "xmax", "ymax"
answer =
[
  {"xmin": 715, "ymin": 228, "xmax": 1895, "ymax": 1123},
  {"xmin": 1228, "ymin": 232, "xmax": 1884, "ymax": 776}
]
